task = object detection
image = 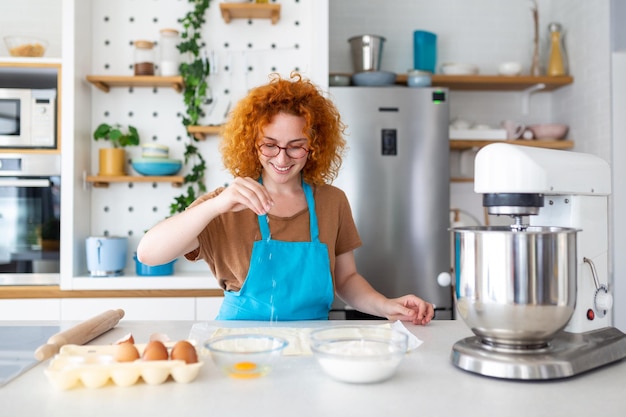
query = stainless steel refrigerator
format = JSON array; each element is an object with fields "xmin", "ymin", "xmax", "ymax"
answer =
[{"xmin": 329, "ymin": 86, "xmax": 453, "ymax": 319}]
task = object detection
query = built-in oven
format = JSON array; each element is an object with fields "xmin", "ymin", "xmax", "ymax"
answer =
[{"xmin": 0, "ymin": 154, "xmax": 60, "ymax": 285}]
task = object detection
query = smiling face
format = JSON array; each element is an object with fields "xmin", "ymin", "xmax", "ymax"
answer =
[{"xmin": 258, "ymin": 113, "xmax": 309, "ymax": 188}]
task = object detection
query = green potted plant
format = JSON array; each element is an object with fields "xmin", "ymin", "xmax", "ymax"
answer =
[
  {"xmin": 170, "ymin": 0, "xmax": 211, "ymax": 214},
  {"xmin": 93, "ymin": 123, "xmax": 140, "ymax": 176}
]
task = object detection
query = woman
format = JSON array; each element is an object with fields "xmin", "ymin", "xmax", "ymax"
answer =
[{"xmin": 137, "ymin": 73, "xmax": 434, "ymax": 325}]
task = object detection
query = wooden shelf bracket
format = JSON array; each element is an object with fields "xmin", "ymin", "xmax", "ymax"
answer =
[{"xmin": 521, "ymin": 83, "xmax": 546, "ymax": 115}]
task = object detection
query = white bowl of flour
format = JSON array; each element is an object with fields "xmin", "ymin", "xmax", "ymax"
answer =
[{"xmin": 309, "ymin": 326, "xmax": 408, "ymax": 384}]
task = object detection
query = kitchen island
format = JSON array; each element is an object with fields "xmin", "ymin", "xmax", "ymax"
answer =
[{"xmin": 1, "ymin": 319, "xmax": 625, "ymax": 417}]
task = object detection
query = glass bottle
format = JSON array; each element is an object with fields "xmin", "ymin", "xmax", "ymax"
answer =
[
  {"xmin": 159, "ymin": 29, "xmax": 180, "ymax": 76},
  {"xmin": 546, "ymin": 22, "xmax": 568, "ymax": 76},
  {"xmin": 134, "ymin": 40, "xmax": 155, "ymax": 76}
]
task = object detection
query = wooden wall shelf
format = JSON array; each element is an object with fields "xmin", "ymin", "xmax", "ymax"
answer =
[
  {"xmin": 219, "ymin": 3, "xmax": 281, "ymax": 24},
  {"xmin": 187, "ymin": 125, "xmax": 222, "ymax": 140},
  {"xmin": 450, "ymin": 177, "xmax": 475, "ymax": 183},
  {"xmin": 394, "ymin": 74, "xmax": 573, "ymax": 92},
  {"xmin": 449, "ymin": 140, "xmax": 575, "ymax": 183},
  {"xmin": 86, "ymin": 75, "xmax": 184, "ymax": 93},
  {"xmin": 86, "ymin": 175, "xmax": 184, "ymax": 188},
  {"xmin": 450, "ymin": 139, "xmax": 574, "ymax": 150}
]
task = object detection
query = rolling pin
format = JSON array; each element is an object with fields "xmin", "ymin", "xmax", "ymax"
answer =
[{"xmin": 34, "ymin": 308, "xmax": 125, "ymax": 361}]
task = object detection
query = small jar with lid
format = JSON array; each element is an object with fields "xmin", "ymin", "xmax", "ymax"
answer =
[
  {"xmin": 159, "ymin": 29, "xmax": 180, "ymax": 76},
  {"xmin": 134, "ymin": 40, "xmax": 155, "ymax": 76}
]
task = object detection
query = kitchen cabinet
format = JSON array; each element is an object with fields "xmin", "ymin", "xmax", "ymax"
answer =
[
  {"xmin": 61, "ymin": 297, "xmax": 197, "ymax": 321},
  {"xmin": 196, "ymin": 296, "xmax": 224, "ymax": 320},
  {"xmin": 0, "ymin": 299, "xmax": 61, "ymax": 320},
  {"xmin": 219, "ymin": 2, "xmax": 281, "ymax": 24},
  {"xmin": 1, "ymin": 295, "xmax": 223, "ymax": 321}
]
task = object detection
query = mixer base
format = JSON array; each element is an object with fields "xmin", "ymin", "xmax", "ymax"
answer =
[{"xmin": 451, "ymin": 327, "xmax": 626, "ymax": 380}]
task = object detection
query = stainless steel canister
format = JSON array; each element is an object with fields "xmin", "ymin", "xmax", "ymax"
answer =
[
  {"xmin": 453, "ymin": 226, "xmax": 578, "ymax": 347},
  {"xmin": 348, "ymin": 35, "xmax": 386, "ymax": 72}
]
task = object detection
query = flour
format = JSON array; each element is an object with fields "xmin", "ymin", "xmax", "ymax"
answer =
[{"xmin": 314, "ymin": 340, "xmax": 404, "ymax": 383}]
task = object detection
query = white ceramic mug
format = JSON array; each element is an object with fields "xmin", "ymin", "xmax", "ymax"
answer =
[{"xmin": 502, "ymin": 120, "xmax": 526, "ymax": 140}]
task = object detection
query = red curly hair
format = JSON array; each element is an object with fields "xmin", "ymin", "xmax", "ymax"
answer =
[{"xmin": 220, "ymin": 73, "xmax": 346, "ymax": 185}]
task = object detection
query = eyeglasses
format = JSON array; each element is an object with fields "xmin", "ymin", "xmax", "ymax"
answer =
[{"xmin": 258, "ymin": 143, "xmax": 309, "ymax": 159}]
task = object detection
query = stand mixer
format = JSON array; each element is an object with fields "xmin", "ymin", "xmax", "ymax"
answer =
[{"xmin": 451, "ymin": 143, "xmax": 626, "ymax": 380}]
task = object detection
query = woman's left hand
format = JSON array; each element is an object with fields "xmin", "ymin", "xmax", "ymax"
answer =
[{"xmin": 383, "ymin": 295, "xmax": 435, "ymax": 325}]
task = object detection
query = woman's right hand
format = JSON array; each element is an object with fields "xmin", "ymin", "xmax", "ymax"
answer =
[{"xmin": 213, "ymin": 177, "xmax": 274, "ymax": 215}]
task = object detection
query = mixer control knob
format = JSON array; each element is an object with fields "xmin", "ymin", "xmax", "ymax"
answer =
[
  {"xmin": 595, "ymin": 286, "xmax": 613, "ymax": 313},
  {"xmin": 437, "ymin": 272, "xmax": 452, "ymax": 287}
]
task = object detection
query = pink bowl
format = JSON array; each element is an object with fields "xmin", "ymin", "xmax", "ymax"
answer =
[{"xmin": 528, "ymin": 124, "xmax": 569, "ymax": 140}]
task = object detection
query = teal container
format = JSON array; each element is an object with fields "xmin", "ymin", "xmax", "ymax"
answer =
[{"xmin": 413, "ymin": 30, "xmax": 437, "ymax": 73}]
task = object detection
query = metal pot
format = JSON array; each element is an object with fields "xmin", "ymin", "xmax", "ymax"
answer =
[
  {"xmin": 133, "ymin": 253, "xmax": 176, "ymax": 276},
  {"xmin": 348, "ymin": 35, "xmax": 386, "ymax": 73},
  {"xmin": 453, "ymin": 226, "xmax": 578, "ymax": 347}
]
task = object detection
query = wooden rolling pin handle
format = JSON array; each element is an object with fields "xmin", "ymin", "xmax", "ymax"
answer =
[{"xmin": 34, "ymin": 308, "xmax": 125, "ymax": 361}]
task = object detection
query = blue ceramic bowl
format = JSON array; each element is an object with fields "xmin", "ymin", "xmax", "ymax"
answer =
[
  {"xmin": 351, "ymin": 71, "xmax": 397, "ymax": 86},
  {"xmin": 133, "ymin": 254, "xmax": 176, "ymax": 276},
  {"xmin": 131, "ymin": 158, "xmax": 182, "ymax": 176}
]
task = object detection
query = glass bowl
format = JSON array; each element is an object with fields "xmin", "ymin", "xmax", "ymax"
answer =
[
  {"xmin": 204, "ymin": 334, "xmax": 288, "ymax": 379},
  {"xmin": 4, "ymin": 36, "xmax": 48, "ymax": 57},
  {"xmin": 309, "ymin": 326, "xmax": 408, "ymax": 384}
]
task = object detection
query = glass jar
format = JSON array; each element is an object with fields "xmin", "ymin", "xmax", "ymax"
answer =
[
  {"xmin": 134, "ymin": 40, "xmax": 155, "ymax": 76},
  {"xmin": 546, "ymin": 22, "xmax": 568, "ymax": 76},
  {"xmin": 159, "ymin": 29, "xmax": 180, "ymax": 76}
]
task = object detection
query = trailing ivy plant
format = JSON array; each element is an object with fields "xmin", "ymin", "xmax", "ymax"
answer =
[{"xmin": 171, "ymin": 0, "xmax": 212, "ymax": 214}]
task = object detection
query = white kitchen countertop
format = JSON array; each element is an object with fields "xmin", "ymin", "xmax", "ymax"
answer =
[{"xmin": 1, "ymin": 319, "xmax": 625, "ymax": 416}]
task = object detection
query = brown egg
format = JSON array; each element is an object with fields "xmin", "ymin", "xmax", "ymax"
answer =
[
  {"xmin": 115, "ymin": 343, "xmax": 140, "ymax": 362},
  {"xmin": 170, "ymin": 340, "xmax": 198, "ymax": 364},
  {"xmin": 114, "ymin": 333, "xmax": 135, "ymax": 345},
  {"xmin": 142, "ymin": 340, "xmax": 169, "ymax": 361}
]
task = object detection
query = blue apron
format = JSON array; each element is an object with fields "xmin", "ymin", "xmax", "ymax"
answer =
[{"xmin": 216, "ymin": 181, "xmax": 334, "ymax": 321}]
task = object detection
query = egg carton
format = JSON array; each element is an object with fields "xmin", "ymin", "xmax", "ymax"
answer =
[{"xmin": 44, "ymin": 343, "xmax": 203, "ymax": 390}]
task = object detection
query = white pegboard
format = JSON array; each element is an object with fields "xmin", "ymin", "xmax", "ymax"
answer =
[{"xmin": 88, "ymin": 0, "xmax": 321, "ymax": 271}]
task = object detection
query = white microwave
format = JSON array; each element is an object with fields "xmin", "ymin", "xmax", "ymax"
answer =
[{"xmin": 0, "ymin": 88, "xmax": 56, "ymax": 148}]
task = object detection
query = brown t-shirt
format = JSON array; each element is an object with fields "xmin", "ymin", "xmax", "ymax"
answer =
[{"xmin": 185, "ymin": 184, "xmax": 362, "ymax": 292}]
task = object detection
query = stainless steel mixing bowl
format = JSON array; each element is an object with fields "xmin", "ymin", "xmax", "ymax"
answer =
[{"xmin": 453, "ymin": 225, "xmax": 578, "ymax": 347}]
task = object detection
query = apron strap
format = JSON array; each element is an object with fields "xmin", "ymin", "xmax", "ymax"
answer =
[
  {"xmin": 303, "ymin": 182, "xmax": 320, "ymax": 242},
  {"xmin": 256, "ymin": 177, "xmax": 320, "ymax": 243}
]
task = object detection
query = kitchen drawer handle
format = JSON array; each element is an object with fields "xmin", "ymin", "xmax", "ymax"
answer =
[{"xmin": 0, "ymin": 178, "xmax": 51, "ymax": 187}]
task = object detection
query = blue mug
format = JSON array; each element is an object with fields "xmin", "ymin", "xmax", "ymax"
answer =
[
  {"xmin": 86, "ymin": 236, "xmax": 128, "ymax": 277},
  {"xmin": 413, "ymin": 30, "xmax": 437, "ymax": 73}
]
